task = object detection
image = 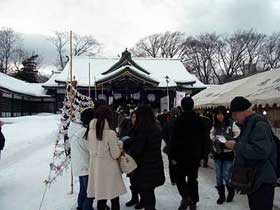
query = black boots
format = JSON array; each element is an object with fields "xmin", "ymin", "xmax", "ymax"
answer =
[
  {"xmin": 134, "ymin": 200, "xmax": 144, "ymax": 209},
  {"xmin": 178, "ymin": 197, "xmax": 192, "ymax": 210},
  {"xmin": 125, "ymin": 189, "xmax": 139, "ymax": 207},
  {"xmin": 226, "ymin": 185, "xmax": 235, "ymax": 202},
  {"xmin": 216, "ymin": 185, "xmax": 235, "ymax": 204},
  {"xmin": 125, "ymin": 187, "xmax": 144, "ymax": 209},
  {"xmin": 189, "ymin": 202, "xmax": 197, "ymax": 210},
  {"xmin": 216, "ymin": 185, "xmax": 225, "ymax": 205}
]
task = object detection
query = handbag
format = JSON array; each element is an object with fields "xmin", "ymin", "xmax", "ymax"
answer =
[
  {"xmin": 229, "ymin": 163, "xmax": 257, "ymax": 194},
  {"xmin": 118, "ymin": 151, "xmax": 137, "ymax": 174}
]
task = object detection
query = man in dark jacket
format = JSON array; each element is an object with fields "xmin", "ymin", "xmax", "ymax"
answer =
[
  {"xmin": 169, "ymin": 97, "xmax": 207, "ymax": 210},
  {"xmin": 0, "ymin": 121, "xmax": 5, "ymax": 159},
  {"xmin": 225, "ymin": 96, "xmax": 277, "ymax": 210},
  {"xmin": 199, "ymin": 114, "xmax": 212, "ymax": 168}
]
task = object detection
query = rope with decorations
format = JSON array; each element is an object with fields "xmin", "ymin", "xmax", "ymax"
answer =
[{"xmin": 39, "ymin": 84, "xmax": 94, "ymax": 210}]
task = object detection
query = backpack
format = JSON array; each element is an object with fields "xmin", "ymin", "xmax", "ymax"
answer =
[
  {"xmin": 253, "ymin": 119, "xmax": 280, "ymax": 178},
  {"xmin": 271, "ymin": 132, "xmax": 280, "ymax": 178}
]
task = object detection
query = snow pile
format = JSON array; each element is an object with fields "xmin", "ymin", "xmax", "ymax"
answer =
[{"xmin": 0, "ymin": 72, "xmax": 49, "ymax": 97}]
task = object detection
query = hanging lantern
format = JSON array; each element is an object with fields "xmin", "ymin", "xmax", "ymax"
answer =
[
  {"xmin": 114, "ymin": 93, "xmax": 122, "ymax": 100},
  {"xmin": 132, "ymin": 92, "xmax": 140, "ymax": 100},
  {"xmin": 98, "ymin": 94, "xmax": 107, "ymax": 100},
  {"xmin": 147, "ymin": 94, "xmax": 156, "ymax": 102}
]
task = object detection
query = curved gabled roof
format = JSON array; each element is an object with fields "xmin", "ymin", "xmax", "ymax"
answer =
[{"xmin": 52, "ymin": 54, "xmax": 205, "ymax": 89}]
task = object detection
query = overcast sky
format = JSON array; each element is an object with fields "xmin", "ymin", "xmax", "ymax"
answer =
[{"xmin": 1, "ymin": 0, "xmax": 280, "ymax": 57}]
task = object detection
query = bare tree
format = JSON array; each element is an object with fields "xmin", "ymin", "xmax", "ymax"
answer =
[
  {"xmin": 240, "ymin": 29, "xmax": 266, "ymax": 74},
  {"xmin": 0, "ymin": 27, "xmax": 21, "ymax": 74},
  {"xmin": 73, "ymin": 33, "xmax": 101, "ymax": 56},
  {"xmin": 181, "ymin": 33, "xmax": 220, "ymax": 84},
  {"xmin": 182, "ymin": 36, "xmax": 206, "ymax": 83},
  {"xmin": 130, "ymin": 33, "xmax": 163, "ymax": 57},
  {"xmin": 131, "ymin": 32, "xmax": 185, "ymax": 58},
  {"xmin": 160, "ymin": 31, "xmax": 185, "ymax": 58},
  {"xmin": 49, "ymin": 32, "xmax": 101, "ymax": 70},
  {"xmin": 261, "ymin": 33, "xmax": 280, "ymax": 70},
  {"xmin": 48, "ymin": 31, "xmax": 69, "ymax": 70},
  {"xmin": 12, "ymin": 48, "xmax": 28, "ymax": 71},
  {"xmin": 215, "ymin": 32, "xmax": 248, "ymax": 83}
]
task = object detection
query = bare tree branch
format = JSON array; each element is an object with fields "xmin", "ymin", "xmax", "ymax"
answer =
[
  {"xmin": 0, "ymin": 27, "xmax": 21, "ymax": 74},
  {"xmin": 48, "ymin": 31, "xmax": 68, "ymax": 70}
]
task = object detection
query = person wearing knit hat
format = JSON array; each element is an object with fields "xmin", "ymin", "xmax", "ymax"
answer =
[
  {"xmin": 225, "ymin": 96, "xmax": 277, "ymax": 210},
  {"xmin": 230, "ymin": 96, "xmax": 252, "ymax": 112}
]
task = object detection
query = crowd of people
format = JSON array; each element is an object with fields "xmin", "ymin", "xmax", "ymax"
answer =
[
  {"xmin": 67, "ymin": 95, "xmax": 278, "ymax": 210},
  {"xmin": 1, "ymin": 95, "xmax": 277, "ymax": 210}
]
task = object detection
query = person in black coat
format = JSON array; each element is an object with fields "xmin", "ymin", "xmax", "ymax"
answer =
[
  {"xmin": 119, "ymin": 111, "xmax": 144, "ymax": 209},
  {"xmin": 123, "ymin": 105, "xmax": 165, "ymax": 210},
  {"xmin": 0, "ymin": 121, "xmax": 5, "ymax": 159},
  {"xmin": 169, "ymin": 97, "xmax": 207, "ymax": 210},
  {"xmin": 199, "ymin": 113, "xmax": 212, "ymax": 168},
  {"xmin": 162, "ymin": 112, "xmax": 176, "ymax": 185}
]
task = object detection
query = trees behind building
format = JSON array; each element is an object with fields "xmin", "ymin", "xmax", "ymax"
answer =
[
  {"xmin": 0, "ymin": 27, "xmax": 21, "ymax": 74},
  {"xmin": 131, "ymin": 30, "xmax": 280, "ymax": 84},
  {"xmin": 48, "ymin": 31, "xmax": 102, "ymax": 71}
]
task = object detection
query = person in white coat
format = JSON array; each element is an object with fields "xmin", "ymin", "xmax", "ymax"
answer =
[
  {"xmin": 87, "ymin": 105, "xmax": 126, "ymax": 210},
  {"xmin": 68, "ymin": 108, "xmax": 95, "ymax": 210}
]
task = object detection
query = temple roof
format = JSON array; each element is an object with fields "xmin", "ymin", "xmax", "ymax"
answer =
[
  {"xmin": 46, "ymin": 51, "xmax": 206, "ymax": 89},
  {"xmin": 0, "ymin": 72, "xmax": 50, "ymax": 97}
]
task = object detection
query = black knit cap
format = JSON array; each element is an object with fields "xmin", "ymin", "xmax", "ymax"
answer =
[
  {"xmin": 181, "ymin": 96, "xmax": 194, "ymax": 111},
  {"xmin": 230, "ymin": 96, "xmax": 252, "ymax": 112}
]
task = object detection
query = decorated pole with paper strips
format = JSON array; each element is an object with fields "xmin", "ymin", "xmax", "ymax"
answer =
[{"xmin": 69, "ymin": 30, "xmax": 74, "ymax": 195}]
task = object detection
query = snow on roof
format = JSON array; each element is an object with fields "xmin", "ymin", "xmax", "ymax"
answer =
[
  {"xmin": 193, "ymin": 69, "xmax": 280, "ymax": 107},
  {"xmin": 53, "ymin": 56, "xmax": 206, "ymax": 88},
  {"xmin": 0, "ymin": 72, "xmax": 50, "ymax": 97},
  {"xmin": 43, "ymin": 71, "xmax": 65, "ymax": 88}
]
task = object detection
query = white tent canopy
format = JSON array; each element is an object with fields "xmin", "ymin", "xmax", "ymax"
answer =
[{"xmin": 193, "ymin": 69, "xmax": 280, "ymax": 108}]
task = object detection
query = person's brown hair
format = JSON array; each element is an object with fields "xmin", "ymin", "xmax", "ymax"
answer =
[
  {"xmin": 95, "ymin": 105, "xmax": 114, "ymax": 140},
  {"xmin": 135, "ymin": 105, "xmax": 156, "ymax": 130}
]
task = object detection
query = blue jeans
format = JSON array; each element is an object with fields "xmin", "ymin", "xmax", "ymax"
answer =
[
  {"xmin": 215, "ymin": 160, "xmax": 233, "ymax": 186},
  {"xmin": 78, "ymin": 175, "xmax": 94, "ymax": 210}
]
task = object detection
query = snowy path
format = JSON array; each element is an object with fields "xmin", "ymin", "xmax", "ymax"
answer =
[{"xmin": 0, "ymin": 114, "xmax": 279, "ymax": 210}]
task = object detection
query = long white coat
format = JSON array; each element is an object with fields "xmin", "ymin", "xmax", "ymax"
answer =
[
  {"xmin": 68, "ymin": 121, "xmax": 90, "ymax": 177},
  {"xmin": 87, "ymin": 119, "xmax": 126, "ymax": 200}
]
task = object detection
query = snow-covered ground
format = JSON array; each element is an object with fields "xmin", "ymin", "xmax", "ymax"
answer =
[{"xmin": 0, "ymin": 114, "xmax": 279, "ymax": 210}]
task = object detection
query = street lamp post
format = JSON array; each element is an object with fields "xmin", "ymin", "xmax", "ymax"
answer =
[{"xmin": 165, "ymin": 75, "xmax": 170, "ymax": 112}]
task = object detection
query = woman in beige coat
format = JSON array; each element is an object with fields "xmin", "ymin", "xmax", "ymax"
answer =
[{"xmin": 87, "ymin": 105, "xmax": 126, "ymax": 210}]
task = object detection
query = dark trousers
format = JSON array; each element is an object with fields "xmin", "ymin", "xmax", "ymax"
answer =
[
  {"xmin": 247, "ymin": 183, "xmax": 275, "ymax": 210},
  {"xmin": 168, "ymin": 158, "xmax": 176, "ymax": 183},
  {"xmin": 97, "ymin": 197, "xmax": 119, "ymax": 210},
  {"xmin": 175, "ymin": 165, "xmax": 199, "ymax": 203},
  {"xmin": 78, "ymin": 175, "xmax": 94, "ymax": 210},
  {"xmin": 202, "ymin": 156, "xmax": 209, "ymax": 167},
  {"xmin": 139, "ymin": 189, "xmax": 156, "ymax": 210}
]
